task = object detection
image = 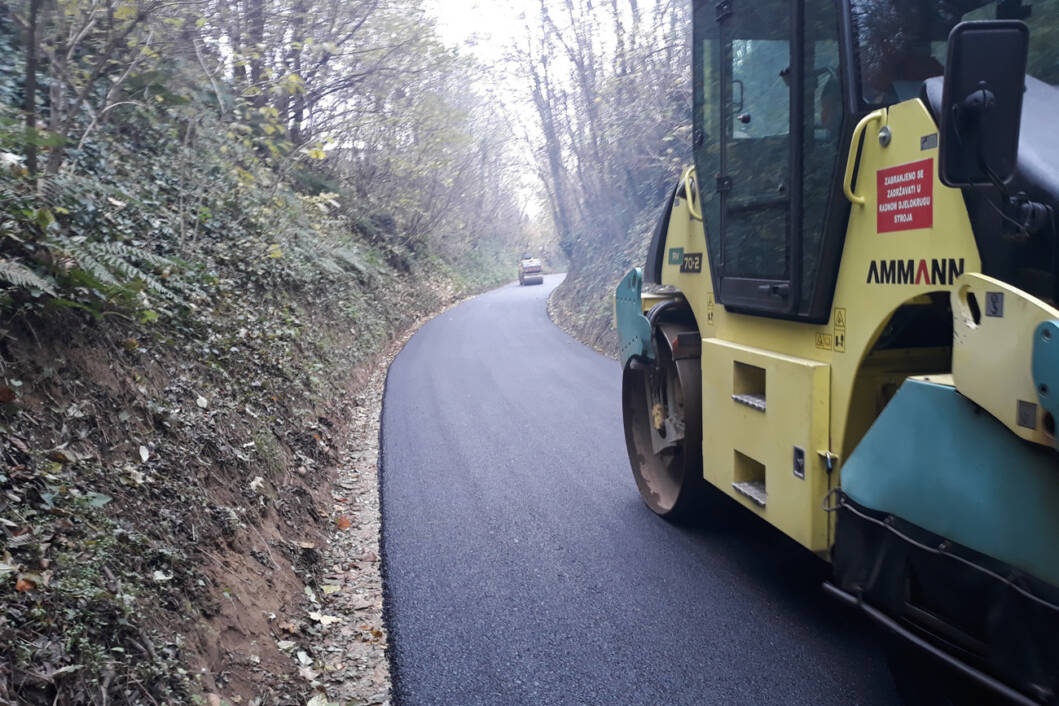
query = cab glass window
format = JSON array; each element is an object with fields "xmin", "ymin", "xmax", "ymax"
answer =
[
  {"xmin": 692, "ymin": 0, "xmax": 722, "ymax": 288},
  {"xmin": 850, "ymin": 0, "xmax": 952, "ymax": 105},
  {"xmin": 731, "ymin": 40, "xmax": 790, "ymax": 139},
  {"xmin": 801, "ymin": 0, "xmax": 843, "ymax": 312},
  {"xmin": 851, "ymin": 0, "xmax": 1059, "ymax": 105},
  {"xmin": 963, "ymin": 0, "xmax": 1059, "ymax": 85},
  {"xmin": 1023, "ymin": 0, "xmax": 1059, "ymax": 84}
]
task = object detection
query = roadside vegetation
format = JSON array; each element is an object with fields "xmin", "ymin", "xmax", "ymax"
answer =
[
  {"xmin": 513, "ymin": 1, "xmax": 692, "ymax": 353},
  {"xmin": 0, "ymin": 1, "xmax": 546, "ymax": 703}
]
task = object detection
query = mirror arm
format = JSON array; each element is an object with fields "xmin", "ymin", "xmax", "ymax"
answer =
[
  {"xmin": 951, "ymin": 81, "xmax": 1012, "ymax": 199},
  {"xmin": 950, "ymin": 83, "xmax": 1048, "ymax": 242}
]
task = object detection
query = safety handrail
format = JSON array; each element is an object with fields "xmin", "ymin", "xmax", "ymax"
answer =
[
  {"xmin": 842, "ymin": 109, "xmax": 886, "ymax": 206},
  {"xmin": 680, "ymin": 165, "xmax": 703, "ymax": 221}
]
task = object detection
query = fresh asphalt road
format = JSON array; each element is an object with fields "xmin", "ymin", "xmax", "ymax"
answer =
[{"xmin": 380, "ymin": 274, "xmax": 900, "ymax": 705}]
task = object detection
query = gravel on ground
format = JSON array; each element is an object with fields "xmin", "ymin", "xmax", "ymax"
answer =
[{"xmin": 300, "ymin": 291, "xmax": 482, "ymax": 706}]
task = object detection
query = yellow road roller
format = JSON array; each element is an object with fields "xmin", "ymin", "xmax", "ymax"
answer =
[
  {"xmin": 519, "ymin": 253, "xmax": 544, "ymax": 286},
  {"xmin": 616, "ymin": 2, "xmax": 1058, "ymax": 702}
]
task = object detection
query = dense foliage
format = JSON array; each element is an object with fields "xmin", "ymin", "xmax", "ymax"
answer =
[
  {"xmin": 0, "ymin": 1, "xmax": 536, "ymax": 703},
  {"xmin": 0, "ymin": 0, "xmax": 533, "ymax": 316},
  {"xmin": 513, "ymin": 0, "xmax": 693, "ymax": 349}
]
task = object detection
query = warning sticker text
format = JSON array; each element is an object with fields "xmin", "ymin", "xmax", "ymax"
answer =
[{"xmin": 877, "ymin": 158, "xmax": 933, "ymax": 233}]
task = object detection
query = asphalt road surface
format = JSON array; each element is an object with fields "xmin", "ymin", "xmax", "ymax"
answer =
[{"xmin": 380, "ymin": 274, "xmax": 900, "ymax": 705}]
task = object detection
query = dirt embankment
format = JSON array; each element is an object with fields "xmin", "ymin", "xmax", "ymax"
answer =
[
  {"xmin": 0, "ymin": 266, "xmax": 495, "ymax": 705},
  {"xmin": 547, "ymin": 205, "xmax": 662, "ymax": 358}
]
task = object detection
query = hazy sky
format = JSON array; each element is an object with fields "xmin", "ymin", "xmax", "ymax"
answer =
[
  {"xmin": 424, "ymin": 0, "xmax": 546, "ymax": 219},
  {"xmin": 425, "ymin": 0, "xmax": 537, "ymax": 64}
]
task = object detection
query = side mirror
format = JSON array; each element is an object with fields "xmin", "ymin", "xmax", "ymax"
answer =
[{"xmin": 939, "ymin": 21, "xmax": 1028, "ymax": 187}]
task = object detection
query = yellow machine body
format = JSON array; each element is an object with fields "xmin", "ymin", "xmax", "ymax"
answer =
[{"xmin": 641, "ymin": 97, "xmax": 1056, "ymax": 555}]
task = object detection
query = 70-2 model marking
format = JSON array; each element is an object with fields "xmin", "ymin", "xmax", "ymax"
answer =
[{"xmin": 680, "ymin": 252, "xmax": 703, "ymax": 273}]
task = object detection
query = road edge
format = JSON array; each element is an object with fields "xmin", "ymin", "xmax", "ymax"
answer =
[{"xmin": 375, "ymin": 288, "xmax": 495, "ymax": 705}]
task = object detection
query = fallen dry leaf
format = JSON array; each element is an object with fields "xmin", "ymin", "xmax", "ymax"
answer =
[
  {"xmin": 5, "ymin": 435, "xmax": 28, "ymax": 453},
  {"xmin": 309, "ymin": 611, "xmax": 341, "ymax": 626},
  {"xmin": 350, "ymin": 552, "xmax": 378, "ymax": 563},
  {"xmin": 335, "ymin": 516, "xmax": 352, "ymax": 531},
  {"xmin": 14, "ymin": 576, "xmax": 35, "ymax": 592}
]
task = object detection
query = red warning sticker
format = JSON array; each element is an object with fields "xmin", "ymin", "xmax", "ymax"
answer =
[{"xmin": 876, "ymin": 158, "xmax": 933, "ymax": 233}]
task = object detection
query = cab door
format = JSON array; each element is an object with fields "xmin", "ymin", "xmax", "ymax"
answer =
[{"xmin": 716, "ymin": 0, "xmax": 795, "ymax": 314}]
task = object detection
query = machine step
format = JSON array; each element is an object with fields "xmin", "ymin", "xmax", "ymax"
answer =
[
  {"xmin": 732, "ymin": 393, "xmax": 766, "ymax": 411},
  {"xmin": 732, "ymin": 481, "xmax": 767, "ymax": 506}
]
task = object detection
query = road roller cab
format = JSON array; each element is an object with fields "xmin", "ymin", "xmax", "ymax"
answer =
[{"xmin": 615, "ymin": 1, "xmax": 1059, "ymax": 702}]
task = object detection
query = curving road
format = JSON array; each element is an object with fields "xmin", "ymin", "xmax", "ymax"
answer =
[{"xmin": 380, "ymin": 274, "xmax": 900, "ymax": 705}]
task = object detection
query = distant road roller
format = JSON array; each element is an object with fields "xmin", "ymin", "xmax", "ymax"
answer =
[
  {"xmin": 519, "ymin": 253, "xmax": 544, "ymax": 286},
  {"xmin": 616, "ymin": 2, "xmax": 1058, "ymax": 703}
]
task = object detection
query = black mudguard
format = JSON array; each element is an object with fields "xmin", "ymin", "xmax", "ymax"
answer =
[{"xmin": 833, "ymin": 495, "xmax": 1059, "ymax": 704}]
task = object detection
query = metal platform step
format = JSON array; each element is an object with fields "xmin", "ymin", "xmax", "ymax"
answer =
[
  {"xmin": 732, "ymin": 393, "xmax": 766, "ymax": 411},
  {"xmin": 732, "ymin": 481, "xmax": 767, "ymax": 506}
]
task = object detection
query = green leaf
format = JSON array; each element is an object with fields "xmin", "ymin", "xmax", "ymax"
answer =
[
  {"xmin": 84, "ymin": 492, "xmax": 112, "ymax": 508},
  {"xmin": 44, "ymin": 298, "xmax": 103, "ymax": 320},
  {"xmin": 35, "ymin": 208, "xmax": 55, "ymax": 229}
]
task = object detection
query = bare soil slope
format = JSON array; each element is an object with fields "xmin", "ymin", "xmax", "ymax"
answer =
[{"xmin": 0, "ymin": 268, "xmax": 488, "ymax": 705}]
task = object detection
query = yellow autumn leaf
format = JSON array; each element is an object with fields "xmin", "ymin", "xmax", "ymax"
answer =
[{"xmin": 114, "ymin": 3, "xmax": 136, "ymax": 20}]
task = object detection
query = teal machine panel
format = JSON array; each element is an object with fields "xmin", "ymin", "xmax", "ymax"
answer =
[{"xmin": 842, "ymin": 378, "xmax": 1059, "ymax": 587}]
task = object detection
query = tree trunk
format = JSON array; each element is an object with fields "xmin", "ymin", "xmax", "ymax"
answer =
[
  {"xmin": 227, "ymin": 0, "xmax": 247, "ymax": 84},
  {"xmin": 246, "ymin": 0, "xmax": 266, "ymax": 106},
  {"xmin": 285, "ymin": 0, "xmax": 306, "ymax": 141},
  {"xmin": 23, "ymin": 0, "xmax": 42, "ymax": 177}
]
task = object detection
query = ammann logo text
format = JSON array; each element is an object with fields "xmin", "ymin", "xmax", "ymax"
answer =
[{"xmin": 866, "ymin": 258, "xmax": 964, "ymax": 285}]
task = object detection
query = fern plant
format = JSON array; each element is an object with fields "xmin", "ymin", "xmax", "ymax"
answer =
[
  {"xmin": 46, "ymin": 237, "xmax": 184, "ymax": 302},
  {"xmin": 0, "ymin": 257, "xmax": 56, "ymax": 294}
]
